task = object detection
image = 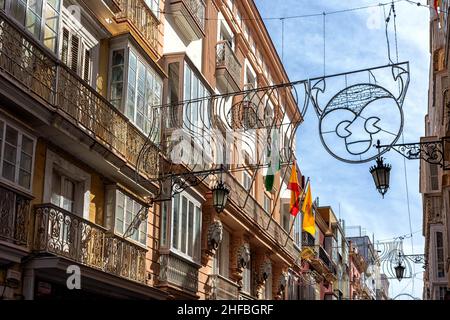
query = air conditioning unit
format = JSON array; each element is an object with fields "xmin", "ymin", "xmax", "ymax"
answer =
[{"xmin": 6, "ymin": 269, "xmax": 21, "ymax": 289}]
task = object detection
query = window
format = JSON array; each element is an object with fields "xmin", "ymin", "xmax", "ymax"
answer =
[
  {"xmin": 51, "ymin": 170, "xmax": 76, "ymax": 213},
  {"xmin": 114, "ymin": 190, "xmax": 147, "ymax": 245},
  {"xmin": 0, "ymin": 120, "xmax": 35, "ymax": 191},
  {"xmin": 263, "ymin": 272, "xmax": 272, "ymax": 300},
  {"xmin": 439, "ymin": 287, "xmax": 447, "ymax": 300},
  {"xmin": 171, "ymin": 192, "xmax": 201, "ymax": 261},
  {"xmin": 10, "ymin": 0, "xmax": 61, "ymax": 52},
  {"xmin": 263, "ymin": 194, "xmax": 271, "ymax": 213},
  {"xmin": 144, "ymin": 0, "xmax": 159, "ymax": 19},
  {"xmin": 60, "ymin": 26, "xmax": 92, "ymax": 83},
  {"xmin": 430, "ymin": 163, "xmax": 439, "ymax": 191},
  {"xmin": 110, "ymin": 49, "xmax": 125, "ymax": 109},
  {"xmin": 242, "ymin": 255, "xmax": 252, "ymax": 294},
  {"xmin": 214, "ymin": 228, "xmax": 230, "ymax": 278},
  {"xmin": 243, "ymin": 171, "xmax": 252, "ymax": 190},
  {"xmin": 183, "ymin": 62, "xmax": 212, "ymax": 157},
  {"xmin": 110, "ymin": 45, "xmax": 162, "ymax": 142},
  {"xmin": 281, "ymin": 201, "xmax": 291, "ymax": 232},
  {"xmin": 436, "ymin": 231, "xmax": 445, "ymax": 278}
]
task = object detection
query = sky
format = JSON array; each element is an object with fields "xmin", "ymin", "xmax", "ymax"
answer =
[{"xmin": 255, "ymin": 0, "xmax": 430, "ymax": 299}]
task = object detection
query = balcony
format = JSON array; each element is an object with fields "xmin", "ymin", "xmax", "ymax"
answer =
[
  {"xmin": 207, "ymin": 274, "xmax": 239, "ymax": 300},
  {"xmin": 216, "ymin": 41, "xmax": 242, "ymax": 92},
  {"xmin": 0, "ymin": 13, "xmax": 159, "ymax": 180},
  {"xmin": 115, "ymin": 0, "xmax": 160, "ymax": 51},
  {"xmin": 222, "ymin": 173, "xmax": 300, "ymax": 261},
  {"xmin": 158, "ymin": 252, "xmax": 199, "ymax": 293},
  {"xmin": 168, "ymin": 0, "xmax": 206, "ymax": 42},
  {"xmin": 33, "ymin": 204, "xmax": 147, "ymax": 283},
  {"xmin": 302, "ymin": 232, "xmax": 315, "ymax": 247},
  {"xmin": 319, "ymin": 246, "xmax": 332, "ymax": 271},
  {"xmin": 0, "ymin": 186, "xmax": 31, "ymax": 247}
]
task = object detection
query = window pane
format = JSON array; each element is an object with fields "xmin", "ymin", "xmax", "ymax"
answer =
[
  {"xmin": 139, "ymin": 207, "xmax": 147, "ymax": 245},
  {"xmin": 0, "ymin": 121, "xmax": 3, "ymax": 163},
  {"xmin": 126, "ymin": 51, "xmax": 137, "ymax": 121},
  {"xmin": 51, "ymin": 170, "xmax": 61, "ymax": 206},
  {"xmin": 11, "ymin": 0, "xmax": 27, "ymax": 25},
  {"xmin": 62, "ymin": 178, "xmax": 75, "ymax": 212},
  {"xmin": 194, "ymin": 206, "xmax": 201, "ymax": 262},
  {"xmin": 187, "ymin": 201, "xmax": 194, "ymax": 257},
  {"xmin": 125, "ymin": 196, "xmax": 134, "ymax": 236},
  {"xmin": 161, "ymin": 201, "xmax": 168, "ymax": 246},
  {"xmin": 111, "ymin": 50, "xmax": 125, "ymax": 108},
  {"xmin": 26, "ymin": 9, "xmax": 42, "ymax": 38},
  {"xmin": 172, "ymin": 193, "xmax": 180, "ymax": 250},
  {"xmin": 116, "ymin": 191, "xmax": 125, "ymax": 234},
  {"xmin": 181, "ymin": 196, "xmax": 188, "ymax": 254},
  {"xmin": 2, "ymin": 126, "xmax": 18, "ymax": 182}
]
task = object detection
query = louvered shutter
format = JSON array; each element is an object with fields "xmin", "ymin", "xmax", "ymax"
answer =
[{"xmin": 70, "ymin": 35, "xmax": 80, "ymax": 73}]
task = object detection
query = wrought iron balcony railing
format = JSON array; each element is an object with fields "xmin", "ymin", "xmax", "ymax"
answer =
[
  {"xmin": 115, "ymin": 0, "xmax": 160, "ymax": 50},
  {"xmin": 0, "ymin": 13, "xmax": 159, "ymax": 179},
  {"xmin": 216, "ymin": 41, "xmax": 242, "ymax": 90},
  {"xmin": 185, "ymin": 0, "xmax": 205, "ymax": 30},
  {"xmin": 222, "ymin": 173, "xmax": 300, "ymax": 261},
  {"xmin": 33, "ymin": 204, "xmax": 147, "ymax": 283},
  {"xmin": 0, "ymin": 186, "xmax": 31, "ymax": 246},
  {"xmin": 207, "ymin": 274, "xmax": 239, "ymax": 300},
  {"xmin": 168, "ymin": 0, "xmax": 205, "ymax": 42},
  {"xmin": 158, "ymin": 252, "xmax": 199, "ymax": 293}
]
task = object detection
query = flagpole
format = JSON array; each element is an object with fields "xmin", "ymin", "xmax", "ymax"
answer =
[{"xmin": 283, "ymin": 177, "xmax": 310, "ymax": 247}]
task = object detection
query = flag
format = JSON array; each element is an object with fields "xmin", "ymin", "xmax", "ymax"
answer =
[
  {"xmin": 287, "ymin": 162, "xmax": 301, "ymax": 216},
  {"xmin": 302, "ymin": 183, "xmax": 316, "ymax": 236},
  {"xmin": 264, "ymin": 131, "xmax": 281, "ymax": 192},
  {"xmin": 434, "ymin": 0, "xmax": 441, "ymax": 16}
]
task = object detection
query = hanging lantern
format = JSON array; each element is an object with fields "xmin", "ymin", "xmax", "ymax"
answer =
[
  {"xmin": 212, "ymin": 181, "xmax": 230, "ymax": 213},
  {"xmin": 395, "ymin": 262, "xmax": 405, "ymax": 282},
  {"xmin": 370, "ymin": 156, "xmax": 392, "ymax": 198}
]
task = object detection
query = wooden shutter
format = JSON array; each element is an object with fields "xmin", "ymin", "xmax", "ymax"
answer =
[
  {"xmin": 83, "ymin": 49, "xmax": 91, "ymax": 82},
  {"xmin": 70, "ymin": 35, "xmax": 80, "ymax": 73},
  {"xmin": 61, "ymin": 27, "xmax": 69, "ymax": 65}
]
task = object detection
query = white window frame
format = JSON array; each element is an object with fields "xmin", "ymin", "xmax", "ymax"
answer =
[
  {"xmin": 170, "ymin": 191, "xmax": 202, "ymax": 263},
  {"xmin": 59, "ymin": 6, "xmax": 99, "ymax": 85},
  {"xmin": 104, "ymin": 185, "xmax": 149, "ymax": 248},
  {"xmin": 108, "ymin": 39, "xmax": 163, "ymax": 142},
  {"xmin": 0, "ymin": 116, "xmax": 36, "ymax": 194},
  {"xmin": 7, "ymin": 0, "xmax": 62, "ymax": 53},
  {"xmin": 43, "ymin": 149, "xmax": 90, "ymax": 219}
]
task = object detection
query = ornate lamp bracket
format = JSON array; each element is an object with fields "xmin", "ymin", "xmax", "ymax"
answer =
[{"xmin": 376, "ymin": 137, "xmax": 449, "ymax": 170}]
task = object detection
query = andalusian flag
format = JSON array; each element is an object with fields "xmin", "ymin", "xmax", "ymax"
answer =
[
  {"xmin": 264, "ymin": 130, "xmax": 281, "ymax": 192},
  {"xmin": 287, "ymin": 162, "xmax": 301, "ymax": 217},
  {"xmin": 302, "ymin": 183, "xmax": 316, "ymax": 236},
  {"xmin": 434, "ymin": 0, "xmax": 441, "ymax": 15}
]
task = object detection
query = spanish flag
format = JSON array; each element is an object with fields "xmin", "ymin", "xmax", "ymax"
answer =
[
  {"xmin": 302, "ymin": 183, "xmax": 316, "ymax": 236},
  {"xmin": 434, "ymin": 0, "xmax": 441, "ymax": 16},
  {"xmin": 287, "ymin": 162, "xmax": 301, "ymax": 216}
]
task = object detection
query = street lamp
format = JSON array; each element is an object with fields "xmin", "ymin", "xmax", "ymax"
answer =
[
  {"xmin": 212, "ymin": 180, "xmax": 230, "ymax": 213},
  {"xmin": 369, "ymin": 156, "xmax": 392, "ymax": 198},
  {"xmin": 395, "ymin": 262, "xmax": 405, "ymax": 282}
]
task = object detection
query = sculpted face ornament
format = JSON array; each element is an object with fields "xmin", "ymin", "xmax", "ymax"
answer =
[
  {"xmin": 310, "ymin": 62, "xmax": 410, "ymax": 164},
  {"xmin": 237, "ymin": 243, "xmax": 251, "ymax": 269},
  {"xmin": 260, "ymin": 259, "xmax": 272, "ymax": 281},
  {"xmin": 207, "ymin": 220, "xmax": 223, "ymax": 251}
]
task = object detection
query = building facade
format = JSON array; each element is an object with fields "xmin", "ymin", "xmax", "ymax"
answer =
[
  {"xmin": 0, "ymin": 0, "xmax": 306, "ymax": 300},
  {"xmin": 422, "ymin": 0, "xmax": 450, "ymax": 301}
]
